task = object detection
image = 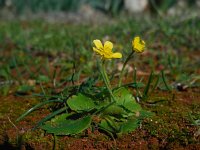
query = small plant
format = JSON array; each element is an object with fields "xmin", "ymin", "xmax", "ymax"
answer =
[{"xmin": 17, "ymin": 36, "xmax": 153, "ymax": 137}]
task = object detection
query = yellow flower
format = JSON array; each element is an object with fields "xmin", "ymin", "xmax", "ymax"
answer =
[
  {"xmin": 93, "ymin": 40, "xmax": 122, "ymax": 59},
  {"xmin": 132, "ymin": 36, "xmax": 145, "ymax": 53}
]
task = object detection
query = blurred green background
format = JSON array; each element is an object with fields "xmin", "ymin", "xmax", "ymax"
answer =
[{"xmin": 0, "ymin": 0, "xmax": 198, "ymax": 15}]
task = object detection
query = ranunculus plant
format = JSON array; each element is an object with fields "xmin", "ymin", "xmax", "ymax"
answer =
[{"xmin": 17, "ymin": 36, "xmax": 152, "ymax": 136}]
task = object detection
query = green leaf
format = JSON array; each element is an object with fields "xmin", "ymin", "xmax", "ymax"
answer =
[
  {"xmin": 41, "ymin": 114, "xmax": 92, "ymax": 135},
  {"xmin": 113, "ymin": 87, "xmax": 141, "ymax": 113},
  {"xmin": 119, "ymin": 119, "xmax": 139, "ymax": 133},
  {"xmin": 102, "ymin": 105, "xmax": 126, "ymax": 116},
  {"xmin": 100, "ymin": 88, "xmax": 141, "ymax": 116},
  {"xmin": 99, "ymin": 116, "xmax": 120, "ymax": 133},
  {"xmin": 99, "ymin": 116, "xmax": 139, "ymax": 134},
  {"xmin": 99, "ymin": 88, "xmax": 154, "ymax": 135},
  {"xmin": 33, "ymin": 107, "xmax": 67, "ymax": 130},
  {"xmin": 120, "ymin": 110, "xmax": 154, "ymax": 134},
  {"xmin": 67, "ymin": 94, "xmax": 95, "ymax": 112},
  {"xmin": 138, "ymin": 110, "xmax": 154, "ymax": 119}
]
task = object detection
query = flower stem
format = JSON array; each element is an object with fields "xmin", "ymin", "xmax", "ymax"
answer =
[
  {"xmin": 118, "ymin": 51, "xmax": 134, "ymax": 87},
  {"xmin": 101, "ymin": 61, "xmax": 116, "ymax": 102},
  {"xmin": 94, "ymin": 60, "xmax": 117, "ymax": 116}
]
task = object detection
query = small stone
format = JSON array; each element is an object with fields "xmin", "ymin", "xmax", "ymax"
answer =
[
  {"xmin": 124, "ymin": 0, "xmax": 148, "ymax": 13},
  {"xmin": 135, "ymin": 111, "xmax": 140, "ymax": 117}
]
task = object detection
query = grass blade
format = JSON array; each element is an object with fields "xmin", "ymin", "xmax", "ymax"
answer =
[
  {"xmin": 142, "ymin": 71, "xmax": 154, "ymax": 100},
  {"xmin": 32, "ymin": 107, "xmax": 67, "ymax": 130},
  {"xmin": 161, "ymin": 70, "xmax": 172, "ymax": 91},
  {"xmin": 150, "ymin": 75, "xmax": 160, "ymax": 93},
  {"xmin": 16, "ymin": 99, "xmax": 63, "ymax": 122}
]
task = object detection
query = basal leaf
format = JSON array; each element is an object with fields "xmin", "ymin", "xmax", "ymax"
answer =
[
  {"xmin": 119, "ymin": 119, "xmax": 139, "ymax": 134},
  {"xmin": 102, "ymin": 105, "xmax": 126, "ymax": 116},
  {"xmin": 99, "ymin": 116, "xmax": 120, "ymax": 133},
  {"xmin": 99, "ymin": 88, "xmax": 153, "ymax": 135},
  {"xmin": 138, "ymin": 110, "xmax": 154, "ymax": 119},
  {"xmin": 100, "ymin": 116, "xmax": 139, "ymax": 134},
  {"xmin": 41, "ymin": 113, "xmax": 92, "ymax": 135},
  {"xmin": 67, "ymin": 94, "xmax": 95, "ymax": 112},
  {"xmin": 100, "ymin": 88, "xmax": 141, "ymax": 116},
  {"xmin": 113, "ymin": 87, "xmax": 142, "ymax": 113}
]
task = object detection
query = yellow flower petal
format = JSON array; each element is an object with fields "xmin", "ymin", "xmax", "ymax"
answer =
[
  {"xmin": 93, "ymin": 40, "xmax": 103, "ymax": 50},
  {"xmin": 111, "ymin": 52, "xmax": 122, "ymax": 58},
  {"xmin": 93, "ymin": 47, "xmax": 103, "ymax": 55},
  {"xmin": 92, "ymin": 39, "xmax": 122, "ymax": 60},
  {"xmin": 132, "ymin": 36, "xmax": 145, "ymax": 53},
  {"xmin": 104, "ymin": 41, "xmax": 113, "ymax": 52}
]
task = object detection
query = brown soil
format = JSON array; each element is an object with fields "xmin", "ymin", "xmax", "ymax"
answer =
[{"xmin": 0, "ymin": 84, "xmax": 199, "ymax": 150}]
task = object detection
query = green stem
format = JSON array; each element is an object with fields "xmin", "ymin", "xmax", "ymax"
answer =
[
  {"xmin": 118, "ymin": 51, "xmax": 134, "ymax": 87},
  {"xmin": 53, "ymin": 134, "xmax": 57, "ymax": 150},
  {"xmin": 101, "ymin": 61, "xmax": 111, "ymax": 88},
  {"xmin": 101, "ymin": 61, "xmax": 116, "ymax": 102},
  {"xmin": 94, "ymin": 61, "xmax": 117, "ymax": 116},
  {"xmin": 94, "ymin": 60, "xmax": 118, "ymax": 116}
]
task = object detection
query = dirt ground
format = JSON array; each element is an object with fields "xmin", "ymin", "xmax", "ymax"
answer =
[{"xmin": 0, "ymin": 81, "xmax": 199, "ymax": 149}]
